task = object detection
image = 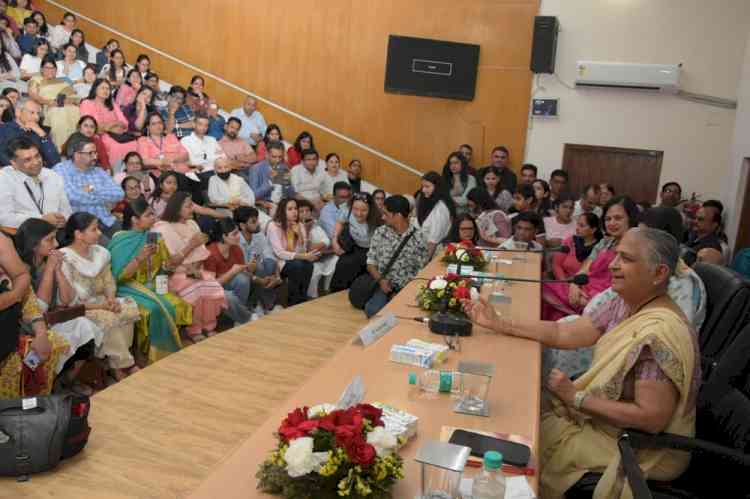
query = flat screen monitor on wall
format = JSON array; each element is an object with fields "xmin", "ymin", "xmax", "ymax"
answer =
[{"xmin": 384, "ymin": 35, "xmax": 481, "ymax": 101}]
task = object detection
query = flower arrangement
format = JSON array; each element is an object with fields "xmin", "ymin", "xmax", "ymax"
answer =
[
  {"xmin": 442, "ymin": 240, "xmax": 487, "ymax": 270},
  {"xmin": 257, "ymin": 403, "xmax": 404, "ymax": 499},
  {"xmin": 416, "ymin": 273, "xmax": 477, "ymax": 314}
]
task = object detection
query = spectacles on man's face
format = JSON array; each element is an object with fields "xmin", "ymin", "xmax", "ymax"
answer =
[{"xmin": 79, "ymin": 149, "xmax": 98, "ymax": 157}]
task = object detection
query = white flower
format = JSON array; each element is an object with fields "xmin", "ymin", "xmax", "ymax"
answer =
[
  {"xmin": 470, "ymin": 287, "xmax": 480, "ymax": 302},
  {"xmin": 285, "ymin": 437, "xmax": 316, "ymax": 477},
  {"xmin": 455, "ymin": 248, "xmax": 470, "ymax": 262},
  {"xmin": 366, "ymin": 426, "xmax": 398, "ymax": 457},
  {"xmin": 308, "ymin": 403, "xmax": 336, "ymax": 418},
  {"xmin": 429, "ymin": 278, "xmax": 448, "ymax": 291}
]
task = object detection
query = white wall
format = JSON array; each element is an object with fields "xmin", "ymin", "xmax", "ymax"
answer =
[
  {"xmin": 525, "ymin": 0, "xmax": 750, "ymax": 202},
  {"xmin": 723, "ymin": 32, "xmax": 750, "ymax": 249}
]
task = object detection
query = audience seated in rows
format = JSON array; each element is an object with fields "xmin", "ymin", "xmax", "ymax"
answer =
[{"xmin": 542, "ymin": 196, "xmax": 639, "ymax": 321}]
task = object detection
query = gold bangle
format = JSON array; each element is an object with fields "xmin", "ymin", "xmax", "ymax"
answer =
[{"xmin": 574, "ymin": 391, "xmax": 588, "ymax": 410}]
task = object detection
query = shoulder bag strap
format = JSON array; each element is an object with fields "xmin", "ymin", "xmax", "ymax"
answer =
[{"xmin": 381, "ymin": 228, "xmax": 416, "ymax": 279}]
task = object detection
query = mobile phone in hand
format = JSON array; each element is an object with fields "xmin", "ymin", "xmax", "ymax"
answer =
[
  {"xmin": 146, "ymin": 232, "xmax": 160, "ymax": 245},
  {"xmin": 23, "ymin": 350, "xmax": 41, "ymax": 370}
]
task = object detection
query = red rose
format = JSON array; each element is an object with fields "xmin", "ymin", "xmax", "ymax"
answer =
[
  {"xmin": 318, "ymin": 414, "xmax": 337, "ymax": 433},
  {"xmin": 284, "ymin": 407, "xmax": 308, "ymax": 427},
  {"xmin": 279, "ymin": 424, "xmax": 307, "ymax": 441},
  {"xmin": 459, "ymin": 240, "xmax": 474, "ymax": 248},
  {"xmin": 446, "ymin": 243, "xmax": 456, "ymax": 254},
  {"xmin": 445, "ymin": 273, "xmax": 459, "ymax": 282},
  {"xmin": 343, "ymin": 436, "xmax": 377, "ymax": 467},
  {"xmin": 297, "ymin": 419, "xmax": 320, "ymax": 433},
  {"xmin": 356, "ymin": 404, "xmax": 384, "ymax": 427},
  {"xmin": 453, "ymin": 286, "xmax": 470, "ymax": 300},
  {"xmin": 469, "ymin": 248, "xmax": 481, "ymax": 257}
]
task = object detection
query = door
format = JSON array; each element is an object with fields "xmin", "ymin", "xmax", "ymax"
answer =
[
  {"xmin": 562, "ymin": 144, "xmax": 663, "ymax": 204},
  {"xmin": 734, "ymin": 159, "xmax": 750, "ymax": 254}
]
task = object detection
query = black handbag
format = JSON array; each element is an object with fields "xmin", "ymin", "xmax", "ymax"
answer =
[
  {"xmin": 337, "ymin": 206, "xmax": 356, "ymax": 254},
  {"xmin": 0, "ymin": 279, "xmax": 21, "ymax": 364},
  {"xmin": 106, "ymin": 131, "xmax": 138, "ymax": 144},
  {"xmin": 349, "ymin": 229, "xmax": 415, "ymax": 310},
  {"xmin": 0, "ymin": 393, "xmax": 91, "ymax": 478}
]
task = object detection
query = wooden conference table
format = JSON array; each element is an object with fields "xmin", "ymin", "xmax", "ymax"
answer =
[
  {"xmin": 190, "ymin": 251, "xmax": 543, "ymax": 498},
  {"xmin": 0, "ymin": 251, "xmax": 541, "ymax": 499}
]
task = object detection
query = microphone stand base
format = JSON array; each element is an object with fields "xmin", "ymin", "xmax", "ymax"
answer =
[{"xmin": 428, "ymin": 312, "xmax": 473, "ymax": 337}]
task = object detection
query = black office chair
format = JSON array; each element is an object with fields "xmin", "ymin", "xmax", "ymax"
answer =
[
  {"xmin": 692, "ymin": 263, "xmax": 750, "ymax": 380},
  {"xmin": 566, "ymin": 322, "xmax": 750, "ymax": 499}
]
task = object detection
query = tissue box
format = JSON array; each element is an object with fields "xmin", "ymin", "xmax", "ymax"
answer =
[
  {"xmin": 373, "ymin": 402, "xmax": 418, "ymax": 441},
  {"xmin": 406, "ymin": 339, "xmax": 449, "ymax": 364},
  {"xmin": 389, "ymin": 344, "xmax": 435, "ymax": 368}
]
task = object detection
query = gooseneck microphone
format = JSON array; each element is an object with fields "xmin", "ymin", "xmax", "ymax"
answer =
[{"xmin": 472, "ymin": 274, "xmax": 589, "ymax": 286}]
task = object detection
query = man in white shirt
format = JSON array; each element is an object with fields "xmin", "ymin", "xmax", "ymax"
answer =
[
  {"xmin": 0, "ymin": 136, "xmax": 71, "ymax": 229},
  {"xmin": 180, "ymin": 112, "xmax": 226, "ymax": 184},
  {"xmin": 291, "ymin": 149, "xmax": 325, "ymax": 209},
  {"xmin": 208, "ymin": 158, "xmax": 271, "ymax": 229},
  {"xmin": 229, "ymin": 96, "xmax": 267, "ymax": 146},
  {"xmin": 573, "ymin": 184, "xmax": 603, "ymax": 218}
]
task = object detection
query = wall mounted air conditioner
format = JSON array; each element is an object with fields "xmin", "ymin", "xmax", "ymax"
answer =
[{"xmin": 575, "ymin": 61, "xmax": 681, "ymax": 93}]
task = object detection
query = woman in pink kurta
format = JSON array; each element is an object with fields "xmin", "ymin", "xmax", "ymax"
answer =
[
  {"xmin": 114, "ymin": 69, "xmax": 141, "ymax": 111},
  {"xmin": 542, "ymin": 197, "xmax": 638, "ymax": 321},
  {"xmin": 136, "ymin": 111, "xmax": 190, "ymax": 174},
  {"xmin": 79, "ymin": 78, "xmax": 137, "ymax": 164},
  {"xmin": 152, "ymin": 192, "xmax": 227, "ymax": 341}
]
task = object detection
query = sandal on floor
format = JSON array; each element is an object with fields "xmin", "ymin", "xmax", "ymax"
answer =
[
  {"xmin": 205, "ymin": 331, "xmax": 217, "ymax": 337},
  {"xmin": 191, "ymin": 333, "xmax": 207, "ymax": 343}
]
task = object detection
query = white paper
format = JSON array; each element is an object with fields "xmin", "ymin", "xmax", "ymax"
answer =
[
  {"xmin": 459, "ymin": 475, "xmax": 536, "ymax": 499},
  {"xmin": 336, "ymin": 375, "xmax": 365, "ymax": 409},
  {"xmin": 356, "ymin": 312, "xmax": 398, "ymax": 347},
  {"xmin": 21, "ymin": 398, "xmax": 37, "ymax": 411}
]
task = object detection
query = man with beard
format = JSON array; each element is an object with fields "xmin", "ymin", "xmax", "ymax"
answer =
[
  {"xmin": 219, "ymin": 117, "xmax": 257, "ymax": 184},
  {"xmin": 234, "ymin": 206, "xmax": 282, "ymax": 315}
]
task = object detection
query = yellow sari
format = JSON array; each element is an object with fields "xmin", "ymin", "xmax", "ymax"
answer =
[
  {"xmin": 540, "ymin": 303, "xmax": 697, "ymax": 499},
  {"xmin": 0, "ymin": 289, "xmax": 70, "ymax": 399},
  {"xmin": 29, "ymin": 76, "xmax": 81, "ymax": 150}
]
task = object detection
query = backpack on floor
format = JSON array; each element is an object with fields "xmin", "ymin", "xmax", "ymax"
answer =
[{"xmin": 0, "ymin": 393, "xmax": 91, "ymax": 479}]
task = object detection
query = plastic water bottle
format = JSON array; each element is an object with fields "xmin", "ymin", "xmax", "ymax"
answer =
[
  {"xmin": 472, "ymin": 451, "xmax": 506, "ymax": 499},
  {"xmin": 408, "ymin": 371, "xmax": 462, "ymax": 395}
]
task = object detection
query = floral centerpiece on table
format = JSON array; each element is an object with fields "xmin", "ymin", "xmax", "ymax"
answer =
[
  {"xmin": 416, "ymin": 273, "xmax": 478, "ymax": 314},
  {"xmin": 442, "ymin": 240, "xmax": 487, "ymax": 270},
  {"xmin": 257, "ymin": 403, "xmax": 404, "ymax": 499}
]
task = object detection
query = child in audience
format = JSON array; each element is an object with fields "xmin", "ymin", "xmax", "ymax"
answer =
[
  {"xmin": 467, "ymin": 187, "xmax": 511, "ymax": 247},
  {"xmin": 298, "ymin": 199, "xmax": 336, "ymax": 298}
]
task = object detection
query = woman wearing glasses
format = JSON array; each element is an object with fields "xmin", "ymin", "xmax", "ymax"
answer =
[{"xmin": 330, "ymin": 192, "xmax": 382, "ymax": 293}]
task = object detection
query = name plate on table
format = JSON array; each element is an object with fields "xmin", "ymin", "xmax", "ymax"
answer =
[
  {"xmin": 447, "ymin": 264, "xmax": 474, "ymax": 276},
  {"xmin": 337, "ymin": 375, "xmax": 365, "ymax": 409},
  {"xmin": 355, "ymin": 312, "xmax": 398, "ymax": 347}
]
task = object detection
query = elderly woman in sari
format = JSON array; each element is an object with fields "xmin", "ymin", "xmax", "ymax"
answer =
[
  {"xmin": 108, "ymin": 198, "xmax": 192, "ymax": 362},
  {"xmin": 465, "ymin": 227, "xmax": 700, "ymax": 499},
  {"xmin": 28, "ymin": 55, "xmax": 80, "ymax": 148}
]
